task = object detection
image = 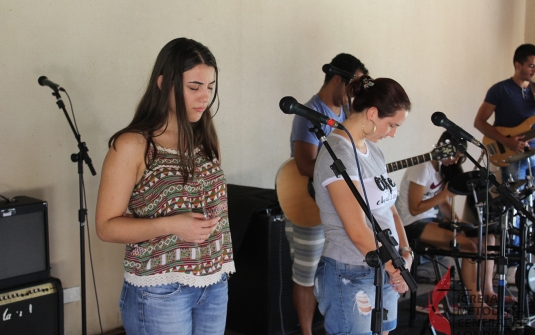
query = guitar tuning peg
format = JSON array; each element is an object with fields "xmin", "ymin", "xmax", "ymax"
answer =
[{"xmin": 445, "ymin": 139, "xmax": 450, "ymax": 144}]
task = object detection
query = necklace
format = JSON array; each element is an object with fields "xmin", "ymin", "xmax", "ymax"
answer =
[{"xmin": 522, "ymin": 86, "xmax": 529, "ymax": 100}]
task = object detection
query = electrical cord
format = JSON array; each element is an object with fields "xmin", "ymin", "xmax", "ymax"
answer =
[
  {"xmin": 341, "ymin": 129, "xmax": 381, "ymax": 254},
  {"xmin": 82, "ymin": 177, "xmax": 104, "ymax": 334},
  {"xmin": 63, "ymin": 90, "xmax": 79, "ymax": 134}
]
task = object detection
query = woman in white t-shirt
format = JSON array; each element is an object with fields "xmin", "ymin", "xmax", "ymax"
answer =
[{"xmin": 396, "ymin": 131, "xmax": 514, "ymax": 319}]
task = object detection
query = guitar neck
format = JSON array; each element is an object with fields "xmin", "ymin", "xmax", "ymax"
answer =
[
  {"xmin": 386, "ymin": 152, "xmax": 433, "ymax": 173},
  {"xmin": 518, "ymin": 128, "xmax": 535, "ymax": 142}
]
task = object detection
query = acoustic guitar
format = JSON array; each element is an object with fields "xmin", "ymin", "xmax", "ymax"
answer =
[
  {"xmin": 275, "ymin": 143, "xmax": 457, "ymax": 227},
  {"xmin": 483, "ymin": 116, "xmax": 535, "ymax": 167}
]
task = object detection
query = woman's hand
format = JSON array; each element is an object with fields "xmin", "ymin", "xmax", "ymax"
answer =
[
  {"xmin": 385, "ymin": 261, "xmax": 409, "ymax": 294},
  {"xmin": 389, "ymin": 276, "xmax": 408, "ymax": 294},
  {"xmin": 441, "ymin": 182, "xmax": 455, "ymax": 199},
  {"xmin": 401, "ymin": 252, "xmax": 413, "ymax": 271},
  {"xmin": 173, "ymin": 212, "xmax": 220, "ymax": 243}
]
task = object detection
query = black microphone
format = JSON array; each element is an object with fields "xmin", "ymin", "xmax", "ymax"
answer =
[
  {"xmin": 322, "ymin": 64, "xmax": 355, "ymax": 82},
  {"xmin": 431, "ymin": 112, "xmax": 484, "ymax": 148},
  {"xmin": 279, "ymin": 96, "xmax": 345, "ymax": 130},
  {"xmin": 38, "ymin": 76, "xmax": 65, "ymax": 92}
]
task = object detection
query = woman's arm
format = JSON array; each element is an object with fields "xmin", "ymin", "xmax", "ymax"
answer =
[
  {"xmin": 95, "ymin": 132, "xmax": 219, "ymax": 244},
  {"xmin": 407, "ymin": 181, "xmax": 453, "ymax": 217},
  {"xmin": 391, "ymin": 205, "xmax": 412, "ymax": 269},
  {"xmin": 326, "ymin": 179, "xmax": 408, "ymax": 293},
  {"xmin": 436, "ymin": 198, "xmax": 460, "ymax": 222},
  {"xmin": 326, "ymin": 179, "xmax": 378, "ymax": 255}
]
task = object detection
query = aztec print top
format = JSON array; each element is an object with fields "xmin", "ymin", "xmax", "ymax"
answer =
[{"xmin": 124, "ymin": 145, "xmax": 235, "ymax": 288}]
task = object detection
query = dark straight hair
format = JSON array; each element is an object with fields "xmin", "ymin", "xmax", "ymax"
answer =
[
  {"xmin": 109, "ymin": 38, "xmax": 220, "ymax": 183},
  {"xmin": 513, "ymin": 44, "xmax": 535, "ymax": 65}
]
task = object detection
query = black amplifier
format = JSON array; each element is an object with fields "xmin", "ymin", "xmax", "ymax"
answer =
[
  {"xmin": 0, "ymin": 277, "xmax": 63, "ymax": 335},
  {"xmin": 0, "ymin": 196, "xmax": 50, "ymax": 290},
  {"xmin": 226, "ymin": 184, "xmax": 323, "ymax": 335}
]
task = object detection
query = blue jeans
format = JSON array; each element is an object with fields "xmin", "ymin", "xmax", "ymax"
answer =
[
  {"xmin": 500, "ymin": 157, "xmax": 535, "ymax": 183},
  {"xmin": 501, "ymin": 157, "xmax": 535, "ymax": 263},
  {"xmin": 119, "ymin": 273, "xmax": 228, "ymax": 335},
  {"xmin": 314, "ymin": 257, "xmax": 399, "ymax": 335}
]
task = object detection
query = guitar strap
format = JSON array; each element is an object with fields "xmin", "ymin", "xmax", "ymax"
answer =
[
  {"xmin": 307, "ymin": 121, "xmax": 324, "ymax": 202},
  {"xmin": 307, "ymin": 178, "xmax": 316, "ymax": 201}
]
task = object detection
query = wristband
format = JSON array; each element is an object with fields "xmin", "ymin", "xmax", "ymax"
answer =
[{"xmin": 399, "ymin": 246, "xmax": 414, "ymax": 260}]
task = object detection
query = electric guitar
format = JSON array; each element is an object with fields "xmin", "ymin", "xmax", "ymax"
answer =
[
  {"xmin": 275, "ymin": 143, "xmax": 457, "ymax": 227},
  {"xmin": 483, "ymin": 116, "xmax": 535, "ymax": 167}
]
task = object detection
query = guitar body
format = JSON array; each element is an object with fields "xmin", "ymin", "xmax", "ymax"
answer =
[
  {"xmin": 275, "ymin": 143, "xmax": 455, "ymax": 227},
  {"xmin": 483, "ymin": 116, "xmax": 535, "ymax": 167},
  {"xmin": 275, "ymin": 158, "xmax": 321, "ymax": 227}
]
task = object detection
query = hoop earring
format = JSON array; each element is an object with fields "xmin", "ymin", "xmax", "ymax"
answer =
[{"xmin": 361, "ymin": 120, "xmax": 376, "ymax": 136}]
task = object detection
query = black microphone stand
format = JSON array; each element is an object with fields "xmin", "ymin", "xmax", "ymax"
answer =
[
  {"xmin": 309, "ymin": 125, "xmax": 417, "ymax": 335},
  {"xmin": 48, "ymin": 89, "xmax": 97, "ymax": 335},
  {"xmin": 449, "ymin": 140, "xmax": 487, "ymax": 295},
  {"xmin": 450, "ymin": 140, "xmax": 535, "ymax": 335},
  {"xmin": 510, "ymin": 156, "xmax": 535, "ymax": 335}
]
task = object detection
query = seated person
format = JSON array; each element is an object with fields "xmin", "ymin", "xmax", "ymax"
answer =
[{"xmin": 396, "ymin": 131, "xmax": 515, "ymax": 319}]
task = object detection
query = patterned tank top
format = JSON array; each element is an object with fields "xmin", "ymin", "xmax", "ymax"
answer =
[{"xmin": 124, "ymin": 145, "xmax": 235, "ymax": 287}]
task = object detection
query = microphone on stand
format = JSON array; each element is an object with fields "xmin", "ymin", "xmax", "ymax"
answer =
[
  {"xmin": 38, "ymin": 76, "xmax": 65, "ymax": 92},
  {"xmin": 279, "ymin": 96, "xmax": 345, "ymax": 130},
  {"xmin": 322, "ymin": 64, "xmax": 355, "ymax": 83},
  {"xmin": 431, "ymin": 111, "xmax": 485, "ymax": 149}
]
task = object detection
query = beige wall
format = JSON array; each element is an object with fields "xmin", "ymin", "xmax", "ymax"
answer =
[
  {"xmin": 0, "ymin": 1, "xmax": 530, "ymax": 334},
  {"xmin": 527, "ymin": 0, "xmax": 535, "ymax": 43}
]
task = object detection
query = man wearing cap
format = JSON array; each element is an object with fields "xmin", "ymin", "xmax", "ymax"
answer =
[{"xmin": 288, "ymin": 53, "xmax": 368, "ymax": 335}]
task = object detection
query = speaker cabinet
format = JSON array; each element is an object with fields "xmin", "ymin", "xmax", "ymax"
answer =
[
  {"xmin": 226, "ymin": 184, "xmax": 323, "ymax": 335},
  {"xmin": 0, "ymin": 196, "xmax": 50, "ymax": 290},
  {"xmin": 0, "ymin": 277, "xmax": 63, "ymax": 335}
]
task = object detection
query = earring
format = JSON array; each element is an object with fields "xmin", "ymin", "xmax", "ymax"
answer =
[{"xmin": 362, "ymin": 120, "xmax": 377, "ymax": 136}]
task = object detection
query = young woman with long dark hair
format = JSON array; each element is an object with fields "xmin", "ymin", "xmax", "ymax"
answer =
[{"xmin": 95, "ymin": 38, "xmax": 234, "ymax": 335}]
